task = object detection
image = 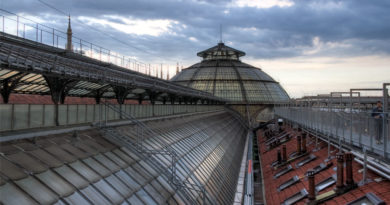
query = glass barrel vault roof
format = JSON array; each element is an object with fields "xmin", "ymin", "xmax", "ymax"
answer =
[
  {"xmin": 171, "ymin": 43, "xmax": 290, "ymax": 104},
  {"xmin": 0, "ymin": 111, "xmax": 246, "ymax": 205}
]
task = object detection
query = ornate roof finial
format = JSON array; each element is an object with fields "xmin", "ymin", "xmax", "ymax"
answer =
[
  {"xmin": 67, "ymin": 15, "xmax": 71, "ymax": 30},
  {"xmin": 66, "ymin": 15, "xmax": 73, "ymax": 51}
]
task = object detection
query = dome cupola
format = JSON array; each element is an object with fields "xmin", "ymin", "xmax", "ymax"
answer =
[{"xmin": 171, "ymin": 43, "xmax": 290, "ymax": 104}]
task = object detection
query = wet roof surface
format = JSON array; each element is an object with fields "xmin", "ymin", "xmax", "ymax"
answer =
[{"xmin": 257, "ymin": 126, "xmax": 390, "ymax": 205}]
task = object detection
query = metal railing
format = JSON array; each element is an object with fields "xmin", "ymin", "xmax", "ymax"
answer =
[
  {"xmin": 0, "ymin": 39, "xmax": 224, "ymax": 101},
  {"xmin": 275, "ymin": 106, "xmax": 389, "ymax": 160},
  {"xmin": 243, "ymin": 132, "xmax": 254, "ymax": 205},
  {"xmin": 276, "ymin": 84, "xmax": 390, "ymax": 161},
  {"xmin": 0, "ymin": 9, "xmax": 175, "ymax": 79},
  {"xmin": 0, "ymin": 103, "xmax": 223, "ymax": 132},
  {"xmin": 98, "ymin": 101, "xmax": 207, "ymax": 204}
]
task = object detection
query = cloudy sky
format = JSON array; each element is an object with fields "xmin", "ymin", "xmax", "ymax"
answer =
[{"xmin": 1, "ymin": 0, "xmax": 390, "ymax": 98}]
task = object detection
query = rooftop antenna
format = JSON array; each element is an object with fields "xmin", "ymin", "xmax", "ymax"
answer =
[{"xmin": 219, "ymin": 24, "xmax": 223, "ymax": 43}]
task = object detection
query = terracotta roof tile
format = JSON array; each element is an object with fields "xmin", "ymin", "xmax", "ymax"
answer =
[{"xmin": 257, "ymin": 127, "xmax": 390, "ymax": 205}]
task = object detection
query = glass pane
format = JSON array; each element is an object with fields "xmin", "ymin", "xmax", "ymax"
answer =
[
  {"xmin": 69, "ymin": 161, "xmax": 100, "ymax": 183},
  {"xmin": 80, "ymin": 186, "xmax": 111, "ymax": 205},
  {"xmin": 150, "ymin": 179, "xmax": 171, "ymax": 201},
  {"xmin": 36, "ymin": 170, "xmax": 74, "ymax": 197},
  {"xmin": 127, "ymin": 194, "xmax": 144, "ymax": 205},
  {"xmin": 68, "ymin": 105, "xmax": 77, "ymax": 124},
  {"xmin": 30, "ymin": 105, "xmax": 43, "ymax": 128},
  {"xmin": 112, "ymin": 149, "xmax": 135, "ymax": 164},
  {"xmin": 43, "ymin": 105, "xmax": 55, "ymax": 127},
  {"xmin": 104, "ymin": 152, "xmax": 128, "ymax": 168},
  {"xmin": 78, "ymin": 105, "xmax": 86, "ymax": 123},
  {"xmin": 143, "ymin": 184, "xmax": 165, "ymax": 203},
  {"xmin": 105, "ymin": 175, "xmax": 132, "ymax": 198},
  {"xmin": 0, "ymin": 182, "xmax": 37, "ymax": 205},
  {"xmin": 114, "ymin": 170, "xmax": 140, "ymax": 191},
  {"xmin": 13, "ymin": 104, "xmax": 28, "ymax": 129},
  {"xmin": 58, "ymin": 105, "xmax": 67, "ymax": 125},
  {"xmin": 0, "ymin": 104, "xmax": 12, "ymax": 130},
  {"xmin": 124, "ymin": 167, "xmax": 147, "ymax": 185},
  {"xmin": 54, "ymin": 165, "xmax": 89, "ymax": 189},
  {"xmin": 136, "ymin": 189, "xmax": 158, "ymax": 205},
  {"xmin": 93, "ymin": 154, "xmax": 120, "ymax": 172},
  {"xmin": 15, "ymin": 176, "xmax": 58, "ymax": 204},
  {"xmin": 64, "ymin": 191, "xmax": 91, "ymax": 205},
  {"xmin": 86, "ymin": 105, "xmax": 94, "ymax": 122},
  {"xmin": 82, "ymin": 158, "xmax": 111, "ymax": 177},
  {"xmin": 93, "ymin": 179, "xmax": 124, "ymax": 204}
]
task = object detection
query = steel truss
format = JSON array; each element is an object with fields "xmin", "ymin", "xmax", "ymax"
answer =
[{"xmin": 0, "ymin": 36, "xmax": 225, "ymax": 103}]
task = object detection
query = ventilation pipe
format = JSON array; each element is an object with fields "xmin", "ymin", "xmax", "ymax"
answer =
[
  {"xmin": 336, "ymin": 153, "xmax": 344, "ymax": 191},
  {"xmin": 302, "ymin": 133, "xmax": 307, "ymax": 153},
  {"xmin": 307, "ymin": 169, "xmax": 316, "ymax": 202}
]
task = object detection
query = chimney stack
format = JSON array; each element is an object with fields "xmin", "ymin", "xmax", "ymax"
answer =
[
  {"xmin": 282, "ymin": 144, "xmax": 287, "ymax": 162},
  {"xmin": 307, "ymin": 169, "xmax": 316, "ymax": 202},
  {"xmin": 302, "ymin": 132, "xmax": 307, "ymax": 153},
  {"xmin": 345, "ymin": 152, "xmax": 355, "ymax": 187},
  {"xmin": 336, "ymin": 153, "xmax": 344, "ymax": 190},
  {"xmin": 277, "ymin": 149, "xmax": 282, "ymax": 164}
]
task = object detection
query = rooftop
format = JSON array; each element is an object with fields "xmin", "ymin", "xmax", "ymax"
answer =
[
  {"xmin": 256, "ymin": 126, "xmax": 390, "ymax": 205},
  {"xmin": 0, "ymin": 111, "xmax": 247, "ymax": 204}
]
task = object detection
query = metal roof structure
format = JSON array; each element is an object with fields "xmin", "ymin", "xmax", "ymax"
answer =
[
  {"xmin": 171, "ymin": 42, "xmax": 290, "ymax": 105},
  {"xmin": 0, "ymin": 111, "xmax": 247, "ymax": 205},
  {"xmin": 197, "ymin": 42, "xmax": 246, "ymax": 60},
  {"xmin": 0, "ymin": 33, "xmax": 225, "ymax": 105}
]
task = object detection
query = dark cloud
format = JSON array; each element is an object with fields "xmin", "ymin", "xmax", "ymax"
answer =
[{"xmin": 2, "ymin": 0, "xmax": 390, "ymax": 63}]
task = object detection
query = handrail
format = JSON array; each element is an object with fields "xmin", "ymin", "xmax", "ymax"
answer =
[
  {"xmin": 0, "ymin": 39, "xmax": 225, "ymax": 102},
  {"xmin": 98, "ymin": 101, "xmax": 207, "ymax": 204},
  {"xmin": 275, "ymin": 106, "xmax": 389, "ymax": 161}
]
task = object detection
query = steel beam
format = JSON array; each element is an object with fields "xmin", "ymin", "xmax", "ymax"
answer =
[
  {"xmin": 0, "ymin": 72, "xmax": 27, "ymax": 103},
  {"xmin": 0, "ymin": 39, "xmax": 225, "ymax": 103}
]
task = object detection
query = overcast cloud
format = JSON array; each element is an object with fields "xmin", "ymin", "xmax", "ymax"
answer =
[{"xmin": 1, "ymin": 0, "xmax": 389, "ymax": 97}]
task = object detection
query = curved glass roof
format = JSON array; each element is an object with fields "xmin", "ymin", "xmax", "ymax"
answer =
[
  {"xmin": 171, "ymin": 43, "xmax": 290, "ymax": 104},
  {"xmin": 0, "ymin": 111, "xmax": 246, "ymax": 205}
]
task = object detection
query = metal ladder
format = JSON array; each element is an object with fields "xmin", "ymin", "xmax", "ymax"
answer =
[{"xmin": 97, "ymin": 101, "xmax": 207, "ymax": 204}]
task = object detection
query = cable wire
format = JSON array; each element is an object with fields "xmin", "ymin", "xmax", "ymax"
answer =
[{"xmin": 35, "ymin": 0, "xmax": 175, "ymax": 62}]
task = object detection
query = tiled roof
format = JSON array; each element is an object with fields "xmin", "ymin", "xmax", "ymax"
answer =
[
  {"xmin": 0, "ymin": 111, "xmax": 247, "ymax": 204},
  {"xmin": 257, "ymin": 126, "xmax": 390, "ymax": 205}
]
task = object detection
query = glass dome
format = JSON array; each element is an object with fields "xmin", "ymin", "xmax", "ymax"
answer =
[{"xmin": 171, "ymin": 42, "xmax": 290, "ymax": 104}]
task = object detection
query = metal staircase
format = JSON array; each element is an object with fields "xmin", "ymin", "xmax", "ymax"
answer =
[{"xmin": 96, "ymin": 101, "xmax": 207, "ymax": 204}]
